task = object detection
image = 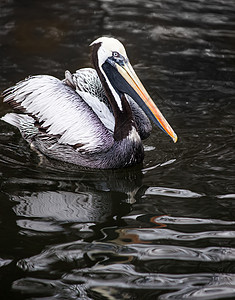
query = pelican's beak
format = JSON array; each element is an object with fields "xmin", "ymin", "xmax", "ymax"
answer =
[{"xmin": 115, "ymin": 61, "xmax": 178, "ymax": 143}]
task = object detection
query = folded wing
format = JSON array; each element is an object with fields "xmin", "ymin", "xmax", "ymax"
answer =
[{"xmin": 2, "ymin": 75, "xmax": 114, "ymax": 153}]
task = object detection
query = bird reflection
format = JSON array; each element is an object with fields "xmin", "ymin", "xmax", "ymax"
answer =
[
  {"xmin": 6, "ymin": 165, "xmax": 144, "ymax": 237},
  {"xmin": 12, "ymin": 191, "xmax": 112, "ymax": 223}
]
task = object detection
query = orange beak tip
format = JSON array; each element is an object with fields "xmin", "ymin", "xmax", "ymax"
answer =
[{"xmin": 173, "ymin": 133, "xmax": 178, "ymax": 143}]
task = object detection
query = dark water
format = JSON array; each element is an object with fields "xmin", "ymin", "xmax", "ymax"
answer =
[{"xmin": 0, "ymin": 0, "xmax": 235, "ymax": 299}]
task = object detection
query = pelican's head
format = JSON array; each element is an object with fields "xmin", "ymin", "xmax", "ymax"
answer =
[
  {"xmin": 90, "ymin": 37, "xmax": 127, "ymax": 66},
  {"xmin": 90, "ymin": 36, "xmax": 177, "ymax": 143}
]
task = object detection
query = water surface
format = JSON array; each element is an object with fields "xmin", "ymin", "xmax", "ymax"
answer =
[{"xmin": 0, "ymin": 0, "xmax": 235, "ymax": 299}]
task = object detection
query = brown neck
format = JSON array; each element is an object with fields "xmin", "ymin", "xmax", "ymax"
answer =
[{"xmin": 91, "ymin": 43, "xmax": 134, "ymax": 141}]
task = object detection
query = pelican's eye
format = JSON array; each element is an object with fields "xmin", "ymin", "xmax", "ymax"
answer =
[
  {"xmin": 111, "ymin": 51, "xmax": 126, "ymax": 67},
  {"xmin": 112, "ymin": 51, "xmax": 120, "ymax": 58}
]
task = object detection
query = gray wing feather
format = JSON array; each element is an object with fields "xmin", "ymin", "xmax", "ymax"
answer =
[{"xmin": 64, "ymin": 69, "xmax": 115, "ymax": 133}]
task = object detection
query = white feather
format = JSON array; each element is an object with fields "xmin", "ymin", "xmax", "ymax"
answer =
[
  {"xmin": 1, "ymin": 113, "xmax": 33, "ymax": 128},
  {"xmin": 3, "ymin": 75, "xmax": 114, "ymax": 153},
  {"xmin": 76, "ymin": 90, "xmax": 115, "ymax": 133}
]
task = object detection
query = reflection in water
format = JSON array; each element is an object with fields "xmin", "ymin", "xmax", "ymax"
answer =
[
  {"xmin": 145, "ymin": 186, "xmax": 204, "ymax": 198},
  {"xmin": 12, "ymin": 271, "xmax": 235, "ymax": 299},
  {"xmin": 6, "ymin": 163, "xmax": 235, "ymax": 299},
  {"xmin": 13, "ymin": 191, "xmax": 112, "ymax": 223},
  {"xmin": 1, "ymin": 0, "xmax": 235, "ymax": 299},
  {"xmin": 14, "ymin": 238, "xmax": 235, "ymax": 299},
  {"xmin": 6, "ymin": 165, "xmax": 144, "ymax": 238},
  {"xmin": 11, "ymin": 181, "xmax": 235, "ymax": 299}
]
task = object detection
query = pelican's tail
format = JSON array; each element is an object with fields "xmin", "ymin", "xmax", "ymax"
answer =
[{"xmin": 1, "ymin": 113, "xmax": 38, "ymax": 140}]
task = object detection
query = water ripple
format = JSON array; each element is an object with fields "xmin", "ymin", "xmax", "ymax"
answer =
[
  {"xmin": 132, "ymin": 244, "xmax": 235, "ymax": 262},
  {"xmin": 17, "ymin": 239, "xmax": 235, "ymax": 274},
  {"xmin": 12, "ymin": 191, "xmax": 112, "ymax": 223},
  {"xmin": 0, "ymin": 257, "xmax": 13, "ymax": 268},
  {"xmin": 13, "ymin": 264, "xmax": 235, "ymax": 299},
  {"xmin": 153, "ymin": 215, "xmax": 235, "ymax": 225},
  {"xmin": 145, "ymin": 186, "xmax": 204, "ymax": 198},
  {"xmin": 63, "ymin": 266, "xmax": 235, "ymax": 300},
  {"xmin": 216, "ymin": 194, "xmax": 235, "ymax": 199},
  {"xmin": 126, "ymin": 228, "xmax": 235, "ymax": 241}
]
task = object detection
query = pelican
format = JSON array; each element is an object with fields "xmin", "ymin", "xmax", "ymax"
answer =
[{"xmin": 1, "ymin": 37, "xmax": 177, "ymax": 169}]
